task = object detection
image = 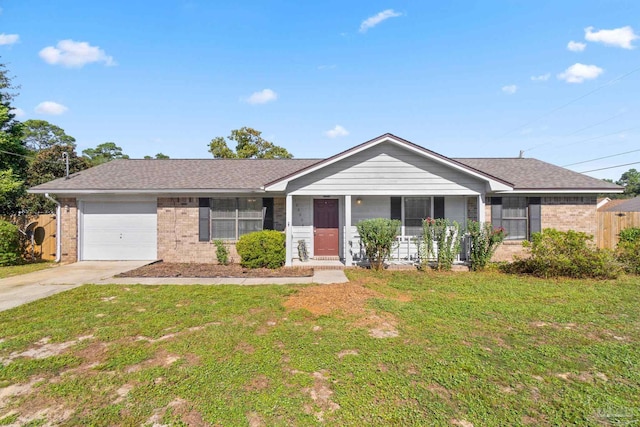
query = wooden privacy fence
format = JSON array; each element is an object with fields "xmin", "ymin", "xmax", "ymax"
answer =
[
  {"xmin": 597, "ymin": 211, "xmax": 640, "ymax": 249},
  {"xmin": 22, "ymin": 214, "xmax": 57, "ymax": 261}
]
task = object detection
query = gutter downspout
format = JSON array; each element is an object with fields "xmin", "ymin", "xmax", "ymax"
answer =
[{"xmin": 44, "ymin": 193, "xmax": 62, "ymax": 263}]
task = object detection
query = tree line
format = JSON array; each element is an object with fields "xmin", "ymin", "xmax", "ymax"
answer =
[{"xmin": 1, "ymin": 59, "xmax": 636, "ymax": 217}]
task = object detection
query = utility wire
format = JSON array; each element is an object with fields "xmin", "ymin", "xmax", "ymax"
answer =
[
  {"xmin": 563, "ymin": 149, "xmax": 640, "ymax": 167},
  {"xmin": 580, "ymin": 161, "xmax": 640, "ymax": 173},
  {"xmin": 524, "ymin": 111, "xmax": 627, "ymax": 152},
  {"xmin": 562, "ymin": 111, "xmax": 627, "ymax": 137},
  {"xmin": 0, "ymin": 148, "xmax": 65, "ymax": 166},
  {"xmin": 491, "ymin": 65, "xmax": 640, "ymax": 145}
]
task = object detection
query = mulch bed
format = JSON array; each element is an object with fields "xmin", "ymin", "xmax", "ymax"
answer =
[{"xmin": 116, "ymin": 262, "xmax": 314, "ymax": 278}]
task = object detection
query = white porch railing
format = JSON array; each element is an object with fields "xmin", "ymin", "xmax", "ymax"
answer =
[{"xmin": 349, "ymin": 232, "xmax": 472, "ymax": 265}]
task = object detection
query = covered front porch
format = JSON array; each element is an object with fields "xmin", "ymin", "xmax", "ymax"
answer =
[{"xmin": 284, "ymin": 194, "xmax": 484, "ymax": 267}]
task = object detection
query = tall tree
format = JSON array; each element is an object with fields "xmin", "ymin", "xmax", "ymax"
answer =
[
  {"xmin": 21, "ymin": 145, "xmax": 91, "ymax": 213},
  {"xmin": 0, "ymin": 61, "xmax": 27, "ymax": 215},
  {"xmin": 22, "ymin": 119, "xmax": 76, "ymax": 151},
  {"xmin": 616, "ymin": 168, "xmax": 640, "ymax": 197},
  {"xmin": 82, "ymin": 142, "xmax": 129, "ymax": 166},
  {"xmin": 208, "ymin": 127, "xmax": 292, "ymax": 159}
]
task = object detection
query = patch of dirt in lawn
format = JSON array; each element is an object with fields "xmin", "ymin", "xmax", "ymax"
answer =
[
  {"xmin": 284, "ymin": 279, "xmax": 401, "ymax": 338},
  {"xmin": 117, "ymin": 262, "xmax": 313, "ymax": 278},
  {"xmin": 0, "ymin": 335, "xmax": 94, "ymax": 365},
  {"xmin": 283, "ymin": 282, "xmax": 384, "ymax": 316}
]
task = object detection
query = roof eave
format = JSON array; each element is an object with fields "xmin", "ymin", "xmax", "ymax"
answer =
[
  {"xmin": 28, "ymin": 188, "xmax": 267, "ymax": 195},
  {"xmin": 496, "ymin": 188, "xmax": 625, "ymax": 194}
]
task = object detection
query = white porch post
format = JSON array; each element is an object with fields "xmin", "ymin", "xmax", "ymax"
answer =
[
  {"xmin": 344, "ymin": 195, "xmax": 352, "ymax": 266},
  {"xmin": 478, "ymin": 194, "xmax": 486, "ymax": 223},
  {"xmin": 285, "ymin": 194, "xmax": 293, "ymax": 267}
]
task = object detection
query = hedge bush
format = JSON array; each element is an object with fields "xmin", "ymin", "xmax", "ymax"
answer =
[
  {"xmin": 617, "ymin": 227, "xmax": 640, "ymax": 274},
  {"xmin": 0, "ymin": 220, "xmax": 21, "ymax": 266},
  {"xmin": 356, "ymin": 218, "xmax": 401, "ymax": 271},
  {"xmin": 503, "ymin": 228, "xmax": 620, "ymax": 279},
  {"xmin": 236, "ymin": 230, "xmax": 285, "ymax": 269}
]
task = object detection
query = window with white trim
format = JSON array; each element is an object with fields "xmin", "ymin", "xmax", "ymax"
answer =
[{"xmin": 211, "ymin": 197, "xmax": 265, "ymax": 240}]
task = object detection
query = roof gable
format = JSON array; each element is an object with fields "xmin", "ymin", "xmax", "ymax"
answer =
[{"xmin": 264, "ymin": 133, "xmax": 513, "ymax": 192}]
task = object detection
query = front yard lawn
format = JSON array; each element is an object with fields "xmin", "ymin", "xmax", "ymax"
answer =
[
  {"xmin": 0, "ymin": 270, "xmax": 638, "ymax": 425},
  {"xmin": 0, "ymin": 262, "xmax": 54, "ymax": 279}
]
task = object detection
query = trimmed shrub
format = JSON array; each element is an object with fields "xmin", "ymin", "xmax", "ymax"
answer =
[
  {"xmin": 213, "ymin": 240, "xmax": 230, "ymax": 265},
  {"xmin": 421, "ymin": 218, "xmax": 461, "ymax": 271},
  {"xmin": 617, "ymin": 227, "xmax": 640, "ymax": 274},
  {"xmin": 0, "ymin": 220, "xmax": 21, "ymax": 266},
  {"xmin": 504, "ymin": 228, "xmax": 621, "ymax": 279},
  {"xmin": 467, "ymin": 220, "xmax": 506, "ymax": 271},
  {"xmin": 236, "ymin": 230, "xmax": 285, "ymax": 269},
  {"xmin": 356, "ymin": 218, "xmax": 401, "ymax": 271}
]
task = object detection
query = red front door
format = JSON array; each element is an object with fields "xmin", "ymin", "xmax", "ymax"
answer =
[{"xmin": 314, "ymin": 199, "xmax": 339, "ymax": 257}]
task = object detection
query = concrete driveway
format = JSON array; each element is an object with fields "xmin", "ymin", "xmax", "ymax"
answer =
[{"xmin": 0, "ymin": 261, "xmax": 151, "ymax": 312}]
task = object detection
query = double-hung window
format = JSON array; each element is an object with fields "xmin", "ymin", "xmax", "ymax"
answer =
[
  {"xmin": 202, "ymin": 197, "xmax": 265, "ymax": 241},
  {"xmin": 490, "ymin": 196, "xmax": 541, "ymax": 241}
]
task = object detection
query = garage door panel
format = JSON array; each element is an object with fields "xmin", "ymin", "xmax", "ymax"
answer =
[{"xmin": 82, "ymin": 201, "xmax": 157, "ymax": 261}]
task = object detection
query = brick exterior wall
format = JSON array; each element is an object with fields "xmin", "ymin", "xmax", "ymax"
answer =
[
  {"xmin": 59, "ymin": 198, "xmax": 78, "ymax": 263},
  {"xmin": 488, "ymin": 196, "xmax": 597, "ymax": 262},
  {"xmin": 158, "ymin": 197, "xmax": 241, "ymax": 263}
]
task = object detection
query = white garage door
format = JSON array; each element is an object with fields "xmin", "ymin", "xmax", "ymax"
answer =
[{"xmin": 81, "ymin": 201, "xmax": 157, "ymax": 261}]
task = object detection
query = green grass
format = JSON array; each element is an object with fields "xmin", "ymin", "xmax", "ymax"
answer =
[
  {"xmin": 0, "ymin": 271, "xmax": 638, "ymax": 426},
  {"xmin": 0, "ymin": 262, "xmax": 54, "ymax": 279}
]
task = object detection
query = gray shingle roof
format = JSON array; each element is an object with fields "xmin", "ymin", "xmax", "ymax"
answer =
[
  {"xmin": 29, "ymin": 159, "xmax": 321, "ymax": 192},
  {"xmin": 454, "ymin": 158, "xmax": 621, "ymax": 191},
  {"xmin": 29, "ymin": 154, "xmax": 622, "ymax": 194},
  {"xmin": 599, "ymin": 197, "xmax": 640, "ymax": 212}
]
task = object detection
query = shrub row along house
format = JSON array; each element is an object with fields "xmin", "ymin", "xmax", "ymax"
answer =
[{"xmin": 29, "ymin": 134, "xmax": 622, "ymax": 266}]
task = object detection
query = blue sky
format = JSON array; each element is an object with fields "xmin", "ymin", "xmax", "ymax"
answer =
[{"xmin": 1, "ymin": 0, "xmax": 639, "ymax": 180}]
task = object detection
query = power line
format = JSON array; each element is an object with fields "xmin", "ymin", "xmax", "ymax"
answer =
[
  {"xmin": 580, "ymin": 161, "xmax": 640, "ymax": 173},
  {"xmin": 563, "ymin": 149, "xmax": 640, "ymax": 167},
  {"xmin": 0, "ymin": 148, "xmax": 66, "ymax": 166},
  {"xmin": 523, "ymin": 111, "xmax": 627, "ymax": 153},
  {"xmin": 491, "ymin": 65, "xmax": 640, "ymax": 145},
  {"xmin": 562, "ymin": 111, "xmax": 627, "ymax": 137}
]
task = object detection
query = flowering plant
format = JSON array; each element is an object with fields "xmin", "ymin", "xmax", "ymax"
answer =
[{"xmin": 467, "ymin": 221, "xmax": 507, "ymax": 271}]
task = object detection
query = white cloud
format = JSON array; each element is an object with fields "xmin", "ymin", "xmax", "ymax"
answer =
[
  {"xmin": 501, "ymin": 84, "xmax": 517, "ymax": 95},
  {"xmin": 557, "ymin": 63, "xmax": 604, "ymax": 83},
  {"xmin": 531, "ymin": 73, "xmax": 550, "ymax": 82},
  {"xmin": 584, "ymin": 26, "xmax": 638, "ymax": 49},
  {"xmin": 567, "ymin": 40, "xmax": 586, "ymax": 52},
  {"xmin": 318, "ymin": 64, "xmax": 337, "ymax": 70},
  {"xmin": 325, "ymin": 125, "xmax": 349, "ymax": 138},
  {"xmin": 246, "ymin": 89, "xmax": 278, "ymax": 105},
  {"xmin": 35, "ymin": 101, "xmax": 68, "ymax": 115},
  {"xmin": 359, "ymin": 9, "xmax": 402, "ymax": 33},
  {"xmin": 0, "ymin": 33, "xmax": 19, "ymax": 45},
  {"xmin": 10, "ymin": 107, "xmax": 25, "ymax": 118},
  {"xmin": 39, "ymin": 39, "xmax": 115, "ymax": 68}
]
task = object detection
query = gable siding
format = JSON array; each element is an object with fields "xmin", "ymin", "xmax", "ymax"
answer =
[{"xmin": 286, "ymin": 142, "xmax": 486, "ymax": 196}]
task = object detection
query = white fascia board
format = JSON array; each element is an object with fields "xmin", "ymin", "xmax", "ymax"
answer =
[
  {"xmin": 495, "ymin": 189, "xmax": 624, "ymax": 194},
  {"xmin": 264, "ymin": 135, "xmax": 513, "ymax": 192},
  {"xmin": 28, "ymin": 188, "xmax": 266, "ymax": 195}
]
